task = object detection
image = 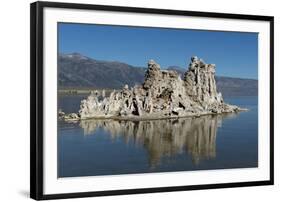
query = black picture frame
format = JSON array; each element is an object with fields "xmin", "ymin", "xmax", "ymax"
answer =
[{"xmin": 30, "ymin": 1, "xmax": 274, "ymax": 200}]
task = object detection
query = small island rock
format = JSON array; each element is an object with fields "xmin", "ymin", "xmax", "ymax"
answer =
[{"xmin": 62, "ymin": 56, "xmax": 246, "ymax": 121}]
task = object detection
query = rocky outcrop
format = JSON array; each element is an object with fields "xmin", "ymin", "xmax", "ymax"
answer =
[{"xmin": 59, "ymin": 56, "xmax": 246, "ymax": 121}]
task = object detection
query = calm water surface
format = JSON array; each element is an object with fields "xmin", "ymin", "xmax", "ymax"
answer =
[{"xmin": 58, "ymin": 95, "xmax": 258, "ymax": 177}]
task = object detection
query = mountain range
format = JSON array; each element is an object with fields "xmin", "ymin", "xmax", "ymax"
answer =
[{"xmin": 58, "ymin": 53, "xmax": 258, "ymax": 96}]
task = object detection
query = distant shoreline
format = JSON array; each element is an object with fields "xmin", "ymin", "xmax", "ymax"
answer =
[
  {"xmin": 58, "ymin": 87, "xmax": 257, "ymax": 97},
  {"xmin": 58, "ymin": 88, "xmax": 118, "ymax": 95}
]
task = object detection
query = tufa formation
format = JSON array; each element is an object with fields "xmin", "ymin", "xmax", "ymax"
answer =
[{"xmin": 60, "ymin": 56, "xmax": 245, "ymax": 121}]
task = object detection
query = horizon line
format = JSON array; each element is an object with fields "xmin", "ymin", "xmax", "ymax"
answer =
[{"xmin": 58, "ymin": 52, "xmax": 258, "ymax": 80}]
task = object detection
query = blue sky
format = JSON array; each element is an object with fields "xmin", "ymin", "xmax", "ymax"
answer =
[{"xmin": 58, "ymin": 23, "xmax": 258, "ymax": 79}]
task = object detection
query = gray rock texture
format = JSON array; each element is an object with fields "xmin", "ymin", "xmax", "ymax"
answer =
[{"xmin": 61, "ymin": 56, "xmax": 245, "ymax": 121}]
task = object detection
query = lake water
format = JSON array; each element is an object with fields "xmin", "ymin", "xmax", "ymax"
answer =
[{"xmin": 58, "ymin": 95, "xmax": 258, "ymax": 177}]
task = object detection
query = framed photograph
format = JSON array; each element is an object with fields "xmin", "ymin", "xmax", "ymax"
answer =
[{"xmin": 30, "ymin": 1, "xmax": 274, "ymax": 200}]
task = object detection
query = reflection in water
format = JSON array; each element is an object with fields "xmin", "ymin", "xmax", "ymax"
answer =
[{"xmin": 78, "ymin": 113, "xmax": 238, "ymax": 168}]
